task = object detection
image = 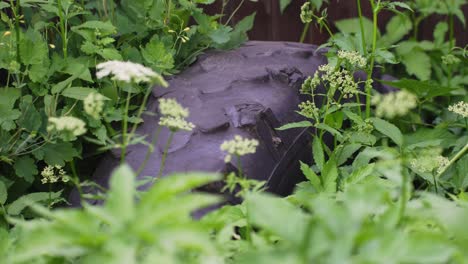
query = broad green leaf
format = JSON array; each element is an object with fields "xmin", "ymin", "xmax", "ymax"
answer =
[
  {"xmin": 335, "ymin": 17, "xmax": 377, "ymax": 44},
  {"xmin": 141, "ymin": 37, "xmax": 174, "ymax": 72},
  {"xmin": 300, "ymin": 161, "xmax": 321, "ymax": 191},
  {"xmin": 218, "ymin": 13, "xmax": 256, "ymax": 50},
  {"xmin": 13, "ymin": 156, "xmax": 37, "ymax": 183},
  {"xmin": 322, "ymin": 158, "xmax": 338, "ymax": 192},
  {"xmin": 345, "ymin": 163, "xmax": 375, "ymax": 186},
  {"xmin": 371, "ymin": 118, "xmax": 403, "ymax": 146},
  {"xmin": 312, "ymin": 137, "xmax": 325, "ymax": 171},
  {"xmin": 246, "ymin": 193, "xmax": 309, "ymax": 244},
  {"xmin": 19, "ymin": 28, "xmax": 48, "ymax": 65},
  {"xmin": 433, "ymin": 22, "xmax": 448, "ymax": 47},
  {"xmin": 105, "ymin": 164, "xmax": 135, "ymax": 223},
  {"xmin": 399, "ymin": 49, "xmax": 432, "ymax": 81},
  {"xmin": 336, "ymin": 143, "xmax": 362, "ymax": 166},
  {"xmin": 7, "ymin": 191, "xmax": 62, "ymax": 215},
  {"xmin": 315, "ymin": 123, "xmax": 343, "ymax": 140},
  {"xmin": 381, "ymin": 79, "xmax": 454, "ymax": 99},
  {"xmin": 276, "ymin": 121, "xmax": 313, "ymax": 130},
  {"xmin": 62, "ymin": 87, "xmax": 99, "ymax": 100},
  {"xmin": 209, "ymin": 26, "xmax": 232, "ymax": 44},
  {"xmin": 380, "ymin": 14, "xmax": 412, "ymax": 46},
  {"xmin": 32, "ymin": 142, "xmax": 79, "ymax": 166}
]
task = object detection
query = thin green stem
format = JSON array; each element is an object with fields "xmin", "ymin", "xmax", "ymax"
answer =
[
  {"xmin": 57, "ymin": 0, "xmax": 68, "ymax": 59},
  {"xmin": 300, "ymin": 22, "xmax": 311, "ymax": 43},
  {"xmin": 398, "ymin": 168, "xmax": 409, "ymax": 223},
  {"xmin": 136, "ymin": 126, "xmax": 162, "ymax": 176},
  {"xmin": 356, "ymin": 0, "xmax": 367, "ymax": 55},
  {"xmin": 365, "ymin": 0, "xmax": 380, "ymax": 119},
  {"xmin": 225, "ymin": 0, "xmax": 245, "ymax": 25},
  {"xmin": 120, "ymin": 90, "xmax": 132, "ymax": 164},
  {"xmin": 436, "ymin": 142, "xmax": 468, "ymax": 178},
  {"xmin": 447, "ymin": 12, "xmax": 455, "ymax": 87},
  {"xmin": 69, "ymin": 160, "xmax": 84, "ymax": 203},
  {"xmin": 157, "ymin": 132, "xmax": 175, "ymax": 178},
  {"xmin": 10, "ymin": 0, "xmax": 21, "ymax": 64}
]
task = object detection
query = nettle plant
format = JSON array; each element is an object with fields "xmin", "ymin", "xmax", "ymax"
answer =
[{"xmin": 0, "ymin": 0, "xmax": 255, "ymax": 211}]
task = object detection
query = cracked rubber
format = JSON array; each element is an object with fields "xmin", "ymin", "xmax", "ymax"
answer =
[{"xmin": 72, "ymin": 41, "xmax": 333, "ymax": 205}]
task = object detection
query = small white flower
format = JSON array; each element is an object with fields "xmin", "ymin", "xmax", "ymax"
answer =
[
  {"xmin": 158, "ymin": 98, "xmax": 189, "ymax": 118},
  {"xmin": 41, "ymin": 165, "xmax": 69, "ymax": 184},
  {"xmin": 220, "ymin": 135, "xmax": 259, "ymax": 163},
  {"xmin": 436, "ymin": 156, "xmax": 450, "ymax": 174},
  {"xmin": 300, "ymin": 2, "xmax": 313, "ymax": 23},
  {"xmin": 448, "ymin": 101, "xmax": 468, "ymax": 118},
  {"xmin": 373, "ymin": 90, "xmax": 418, "ymax": 119},
  {"xmin": 47, "ymin": 116, "xmax": 87, "ymax": 141},
  {"xmin": 159, "ymin": 116, "xmax": 195, "ymax": 132},
  {"xmin": 96, "ymin": 60, "xmax": 168, "ymax": 86},
  {"xmin": 338, "ymin": 50, "xmax": 367, "ymax": 68},
  {"xmin": 84, "ymin": 92, "xmax": 106, "ymax": 119}
]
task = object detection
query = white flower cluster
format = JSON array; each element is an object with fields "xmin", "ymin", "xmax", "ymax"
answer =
[
  {"xmin": 301, "ymin": 72, "xmax": 320, "ymax": 95},
  {"xmin": 372, "ymin": 90, "xmax": 418, "ymax": 119},
  {"xmin": 158, "ymin": 98, "xmax": 195, "ymax": 132},
  {"xmin": 47, "ymin": 116, "xmax": 87, "ymax": 140},
  {"xmin": 318, "ymin": 64, "xmax": 359, "ymax": 98},
  {"xmin": 300, "ymin": 2, "xmax": 313, "ymax": 23},
  {"xmin": 96, "ymin": 60, "xmax": 168, "ymax": 86},
  {"xmin": 298, "ymin": 100, "xmax": 320, "ymax": 121},
  {"xmin": 84, "ymin": 92, "xmax": 106, "ymax": 119},
  {"xmin": 410, "ymin": 154, "xmax": 450, "ymax": 175},
  {"xmin": 41, "ymin": 165, "xmax": 69, "ymax": 184},
  {"xmin": 220, "ymin": 135, "xmax": 259, "ymax": 163},
  {"xmin": 338, "ymin": 50, "xmax": 367, "ymax": 68},
  {"xmin": 448, "ymin": 101, "xmax": 468, "ymax": 118}
]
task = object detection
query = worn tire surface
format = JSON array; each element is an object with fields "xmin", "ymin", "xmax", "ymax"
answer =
[{"xmin": 73, "ymin": 41, "xmax": 331, "ymax": 205}]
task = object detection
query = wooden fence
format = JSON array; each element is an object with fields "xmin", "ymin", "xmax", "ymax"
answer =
[{"xmin": 206, "ymin": 0, "xmax": 468, "ymax": 46}]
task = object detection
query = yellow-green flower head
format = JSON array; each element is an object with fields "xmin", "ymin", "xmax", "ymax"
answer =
[
  {"xmin": 41, "ymin": 165, "xmax": 69, "ymax": 184},
  {"xmin": 84, "ymin": 92, "xmax": 106, "ymax": 119},
  {"xmin": 158, "ymin": 98, "xmax": 189, "ymax": 118},
  {"xmin": 318, "ymin": 64, "xmax": 359, "ymax": 98},
  {"xmin": 410, "ymin": 152, "xmax": 449, "ymax": 175},
  {"xmin": 372, "ymin": 90, "xmax": 418, "ymax": 119},
  {"xmin": 47, "ymin": 116, "xmax": 87, "ymax": 141},
  {"xmin": 448, "ymin": 101, "xmax": 468, "ymax": 118},
  {"xmin": 159, "ymin": 116, "xmax": 195, "ymax": 132},
  {"xmin": 301, "ymin": 72, "xmax": 320, "ymax": 95},
  {"xmin": 442, "ymin": 54, "xmax": 461, "ymax": 66},
  {"xmin": 300, "ymin": 2, "xmax": 313, "ymax": 23},
  {"xmin": 338, "ymin": 50, "xmax": 367, "ymax": 68},
  {"xmin": 96, "ymin": 60, "xmax": 168, "ymax": 86},
  {"xmin": 298, "ymin": 100, "xmax": 320, "ymax": 120},
  {"xmin": 220, "ymin": 135, "xmax": 259, "ymax": 163}
]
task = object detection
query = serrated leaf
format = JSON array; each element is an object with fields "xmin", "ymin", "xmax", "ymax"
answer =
[
  {"xmin": 280, "ymin": 0, "xmax": 292, "ymax": 13},
  {"xmin": 322, "ymin": 158, "xmax": 338, "ymax": 193},
  {"xmin": 371, "ymin": 118, "xmax": 403, "ymax": 146},
  {"xmin": 105, "ymin": 164, "xmax": 135, "ymax": 223},
  {"xmin": 380, "ymin": 14, "xmax": 412, "ymax": 46},
  {"xmin": 300, "ymin": 161, "xmax": 321, "ymax": 191},
  {"xmin": 400, "ymin": 49, "xmax": 431, "ymax": 81},
  {"xmin": 13, "ymin": 156, "xmax": 37, "ymax": 183},
  {"xmin": 312, "ymin": 137, "xmax": 325, "ymax": 171},
  {"xmin": 32, "ymin": 142, "xmax": 79, "ymax": 166}
]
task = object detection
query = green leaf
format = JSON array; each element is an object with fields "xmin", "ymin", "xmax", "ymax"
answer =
[
  {"xmin": 62, "ymin": 87, "xmax": 101, "ymax": 100},
  {"xmin": 345, "ymin": 163, "xmax": 375, "ymax": 186},
  {"xmin": 335, "ymin": 17, "xmax": 378, "ymax": 44},
  {"xmin": 322, "ymin": 158, "xmax": 338, "ymax": 192},
  {"xmin": 13, "ymin": 156, "xmax": 38, "ymax": 183},
  {"xmin": 246, "ymin": 193, "xmax": 309, "ymax": 244},
  {"xmin": 400, "ymin": 50, "xmax": 432, "ymax": 81},
  {"xmin": 141, "ymin": 37, "xmax": 174, "ymax": 72},
  {"xmin": 0, "ymin": 181, "xmax": 7, "ymax": 205},
  {"xmin": 380, "ymin": 14, "xmax": 412, "ymax": 46},
  {"xmin": 19, "ymin": 29, "xmax": 48, "ymax": 65},
  {"xmin": 7, "ymin": 191, "xmax": 62, "ymax": 215},
  {"xmin": 370, "ymin": 118, "xmax": 403, "ymax": 146},
  {"xmin": 433, "ymin": 22, "xmax": 448, "ymax": 47},
  {"xmin": 217, "ymin": 13, "xmax": 256, "ymax": 50},
  {"xmin": 32, "ymin": 142, "xmax": 79, "ymax": 166},
  {"xmin": 276, "ymin": 121, "xmax": 313, "ymax": 130},
  {"xmin": 315, "ymin": 123, "xmax": 343, "ymax": 140},
  {"xmin": 209, "ymin": 26, "xmax": 232, "ymax": 44},
  {"xmin": 300, "ymin": 161, "xmax": 321, "ymax": 191},
  {"xmin": 105, "ymin": 164, "xmax": 135, "ymax": 223},
  {"xmin": 381, "ymin": 79, "xmax": 454, "ymax": 99},
  {"xmin": 312, "ymin": 137, "xmax": 324, "ymax": 171},
  {"xmin": 280, "ymin": 0, "xmax": 292, "ymax": 13},
  {"xmin": 336, "ymin": 143, "xmax": 362, "ymax": 166}
]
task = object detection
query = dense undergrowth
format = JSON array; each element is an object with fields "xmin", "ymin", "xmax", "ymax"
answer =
[{"xmin": 1, "ymin": 0, "xmax": 468, "ymax": 263}]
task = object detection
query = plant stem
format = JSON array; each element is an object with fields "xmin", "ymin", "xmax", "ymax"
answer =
[
  {"xmin": 57, "ymin": 0, "xmax": 68, "ymax": 59},
  {"xmin": 300, "ymin": 22, "xmax": 311, "ymax": 43},
  {"xmin": 225, "ymin": 0, "xmax": 245, "ymax": 25},
  {"xmin": 136, "ymin": 126, "xmax": 162, "ymax": 176},
  {"xmin": 436, "ymin": 142, "xmax": 468, "ymax": 178},
  {"xmin": 447, "ymin": 12, "xmax": 455, "ymax": 87},
  {"xmin": 365, "ymin": 0, "xmax": 380, "ymax": 119},
  {"xmin": 120, "ymin": 90, "xmax": 132, "ymax": 164},
  {"xmin": 157, "ymin": 131, "xmax": 174, "ymax": 178},
  {"xmin": 398, "ymin": 168, "xmax": 409, "ymax": 223},
  {"xmin": 70, "ymin": 160, "xmax": 84, "ymax": 203},
  {"xmin": 356, "ymin": 0, "xmax": 367, "ymax": 55},
  {"xmin": 10, "ymin": 0, "xmax": 21, "ymax": 64}
]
